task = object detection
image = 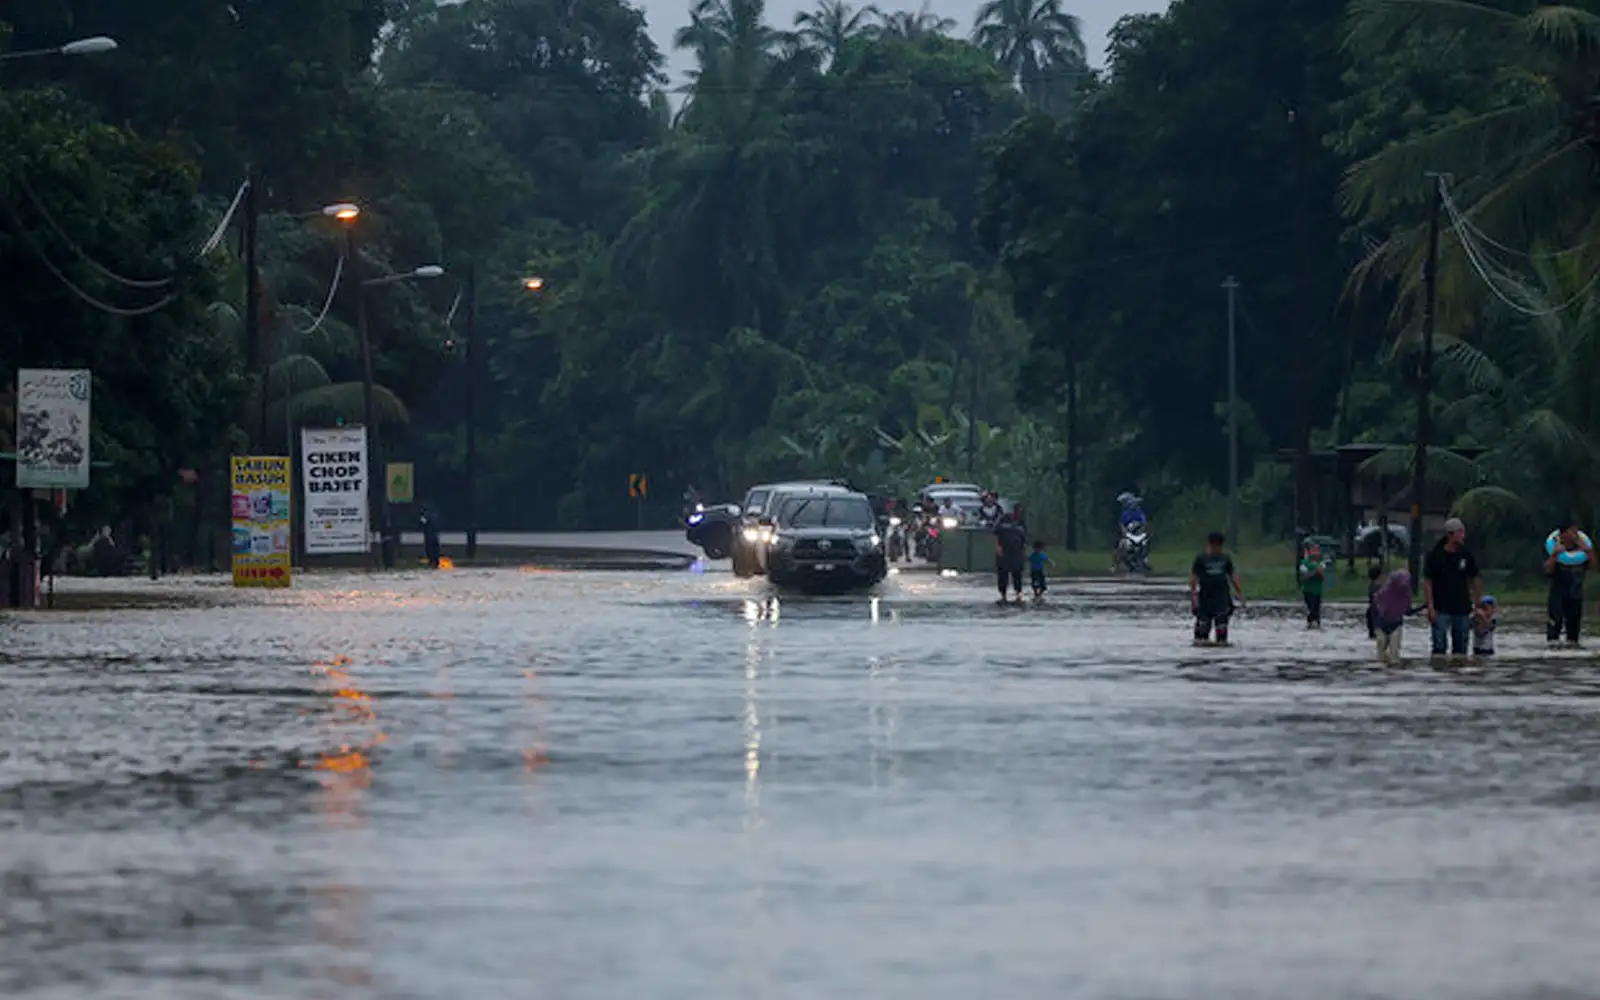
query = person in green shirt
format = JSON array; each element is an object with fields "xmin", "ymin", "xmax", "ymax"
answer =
[{"xmin": 1297, "ymin": 542, "xmax": 1326, "ymax": 629}]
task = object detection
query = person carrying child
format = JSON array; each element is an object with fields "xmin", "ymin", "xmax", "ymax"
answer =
[
  {"xmin": 1028, "ymin": 540, "xmax": 1050, "ymax": 598},
  {"xmin": 1472, "ymin": 595, "xmax": 1498, "ymax": 656}
]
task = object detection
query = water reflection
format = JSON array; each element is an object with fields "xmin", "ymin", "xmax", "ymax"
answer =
[
  {"xmin": 742, "ymin": 622, "xmax": 767, "ymax": 832},
  {"xmin": 867, "ymin": 654, "xmax": 900, "ymax": 789},
  {"xmin": 306, "ymin": 654, "xmax": 379, "ymax": 997}
]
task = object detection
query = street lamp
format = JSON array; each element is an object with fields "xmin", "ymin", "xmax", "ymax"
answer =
[
  {"xmin": 0, "ymin": 35, "xmax": 118, "ymax": 62},
  {"xmin": 348, "ymin": 226, "xmax": 443, "ymax": 568},
  {"xmin": 454, "ymin": 269, "xmax": 544, "ymax": 561}
]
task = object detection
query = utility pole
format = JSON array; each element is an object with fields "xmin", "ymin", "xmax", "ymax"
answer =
[
  {"xmin": 1065, "ymin": 350, "xmax": 1078, "ymax": 550},
  {"xmin": 350, "ymin": 227, "xmax": 382, "ymax": 570},
  {"xmin": 463, "ymin": 260, "xmax": 479, "ymax": 561},
  {"xmin": 242, "ymin": 171, "xmax": 265, "ymax": 451},
  {"xmin": 1223, "ymin": 276, "xmax": 1240, "ymax": 547},
  {"xmin": 1408, "ymin": 172, "xmax": 1447, "ymax": 591},
  {"xmin": 966, "ymin": 357, "xmax": 978, "ymax": 478},
  {"xmin": 1289, "ymin": 106, "xmax": 1315, "ymax": 534}
]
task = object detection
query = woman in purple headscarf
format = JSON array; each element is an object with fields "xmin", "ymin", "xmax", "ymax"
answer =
[{"xmin": 1373, "ymin": 568, "xmax": 1417, "ymax": 664}]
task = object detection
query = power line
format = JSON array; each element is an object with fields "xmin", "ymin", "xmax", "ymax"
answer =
[
  {"xmin": 1, "ymin": 198, "xmax": 178, "ymax": 318},
  {"xmin": 297, "ymin": 253, "xmax": 345, "ymax": 336},
  {"xmin": 199, "ymin": 178, "xmax": 250, "ymax": 257},
  {"xmin": 1440, "ymin": 180, "xmax": 1599, "ymax": 317},
  {"xmin": 16, "ymin": 171, "xmax": 174, "ymax": 289}
]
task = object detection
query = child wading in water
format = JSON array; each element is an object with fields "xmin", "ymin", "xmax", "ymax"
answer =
[
  {"xmin": 1371, "ymin": 568, "xmax": 1417, "ymax": 664},
  {"xmin": 1028, "ymin": 541, "xmax": 1050, "ymax": 599},
  {"xmin": 1297, "ymin": 542, "xmax": 1325, "ymax": 628},
  {"xmin": 1190, "ymin": 532, "xmax": 1246, "ymax": 645},
  {"xmin": 1472, "ymin": 595, "xmax": 1498, "ymax": 656}
]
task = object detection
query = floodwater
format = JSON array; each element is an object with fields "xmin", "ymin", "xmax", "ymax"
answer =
[{"xmin": 4, "ymin": 567, "xmax": 1600, "ymax": 1000}]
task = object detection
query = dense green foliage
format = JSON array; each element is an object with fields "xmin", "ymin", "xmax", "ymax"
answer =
[{"xmin": 5, "ymin": 0, "xmax": 1600, "ymax": 555}]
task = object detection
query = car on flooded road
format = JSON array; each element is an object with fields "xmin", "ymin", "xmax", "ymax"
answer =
[
  {"xmin": 765, "ymin": 487, "xmax": 887, "ymax": 593},
  {"xmin": 726, "ymin": 480, "xmax": 852, "ymax": 577}
]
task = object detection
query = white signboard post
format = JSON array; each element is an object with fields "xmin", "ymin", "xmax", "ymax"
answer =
[
  {"xmin": 16, "ymin": 368, "xmax": 91, "ymax": 489},
  {"xmin": 300, "ymin": 426, "xmax": 370, "ymax": 554}
]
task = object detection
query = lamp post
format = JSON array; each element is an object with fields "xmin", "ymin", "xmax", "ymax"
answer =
[
  {"xmin": 349, "ymin": 229, "xmax": 442, "ymax": 568},
  {"xmin": 1222, "ymin": 276, "xmax": 1240, "ymax": 547},
  {"xmin": 454, "ymin": 271, "xmax": 542, "ymax": 561},
  {"xmin": 0, "ymin": 36, "xmax": 118, "ymax": 62}
]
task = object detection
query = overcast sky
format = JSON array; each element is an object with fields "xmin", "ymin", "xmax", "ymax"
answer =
[{"xmin": 645, "ymin": 0, "xmax": 1170, "ymax": 85}]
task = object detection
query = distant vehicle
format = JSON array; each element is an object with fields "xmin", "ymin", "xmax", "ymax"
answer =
[
  {"xmin": 1356, "ymin": 520, "xmax": 1408, "ymax": 556},
  {"xmin": 765, "ymin": 488, "xmax": 888, "ymax": 593},
  {"xmin": 684, "ymin": 502, "xmax": 740, "ymax": 560}
]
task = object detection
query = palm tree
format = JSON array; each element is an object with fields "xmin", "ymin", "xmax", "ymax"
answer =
[
  {"xmin": 1431, "ymin": 255, "xmax": 1600, "ymax": 529},
  {"xmin": 1341, "ymin": 0, "xmax": 1600, "ymax": 304},
  {"xmin": 877, "ymin": 2, "xmax": 956, "ymax": 40},
  {"xmin": 793, "ymin": 0, "xmax": 881, "ymax": 62},
  {"xmin": 971, "ymin": 0, "xmax": 1086, "ymax": 112}
]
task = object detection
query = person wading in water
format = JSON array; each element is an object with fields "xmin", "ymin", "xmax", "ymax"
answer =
[{"xmin": 1544, "ymin": 523, "xmax": 1592, "ymax": 646}]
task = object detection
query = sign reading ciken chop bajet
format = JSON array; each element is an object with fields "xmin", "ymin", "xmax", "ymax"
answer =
[
  {"xmin": 301, "ymin": 426, "xmax": 369, "ymax": 554},
  {"xmin": 230, "ymin": 456, "xmax": 292, "ymax": 588}
]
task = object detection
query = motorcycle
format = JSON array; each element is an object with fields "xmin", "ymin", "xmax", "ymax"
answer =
[
  {"xmin": 885, "ymin": 514, "xmax": 909, "ymax": 562},
  {"xmin": 1117, "ymin": 519, "xmax": 1151, "ymax": 574}
]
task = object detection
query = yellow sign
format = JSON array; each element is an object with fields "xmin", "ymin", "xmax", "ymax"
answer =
[
  {"xmin": 628, "ymin": 473, "xmax": 648, "ymax": 499},
  {"xmin": 386, "ymin": 462, "xmax": 415, "ymax": 504},
  {"xmin": 230, "ymin": 456, "xmax": 292, "ymax": 588}
]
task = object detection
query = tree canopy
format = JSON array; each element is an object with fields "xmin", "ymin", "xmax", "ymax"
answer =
[{"xmin": 5, "ymin": 0, "xmax": 1599, "ymax": 556}]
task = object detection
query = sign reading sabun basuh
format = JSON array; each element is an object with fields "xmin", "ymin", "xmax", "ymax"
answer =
[
  {"xmin": 301, "ymin": 426, "xmax": 369, "ymax": 554},
  {"xmin": 16, "ymin": 368, "xmax": 91, "ymax": 489},
  {"xmin": 230, "ymin": 456, "xmax": 292, "ymax": 588}
]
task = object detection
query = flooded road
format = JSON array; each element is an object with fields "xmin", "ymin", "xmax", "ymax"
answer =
[{"xmin": 4, "ymin": 568, "xmax": 1600, "ymax": 999}]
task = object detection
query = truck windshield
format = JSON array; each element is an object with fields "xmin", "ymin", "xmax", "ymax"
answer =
[{"xmin": 781, "ymin": 497, "xmax": 874, "ymax": 529}]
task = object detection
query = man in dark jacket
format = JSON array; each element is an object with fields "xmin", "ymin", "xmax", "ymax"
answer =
[{"xmin": 993, "ymin": 505, "xmax": 1028, "ymax": 603}]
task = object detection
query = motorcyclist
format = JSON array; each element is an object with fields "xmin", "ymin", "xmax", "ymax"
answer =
[
  {"xmin": 977, "ymin": 490, "xmax": 1003, "ymax": 527},
  {"xmin": 1113, "ymin": 491, "xmax": 1149, "ymax": 570},
  {"xmin": 939, "ymin": 496, "xmax": 960, "ymax": 526}
]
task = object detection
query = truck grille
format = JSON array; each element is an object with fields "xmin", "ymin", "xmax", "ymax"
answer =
[{"xmin": 792, "ymin": 537, "xmax": 854, "ymax": 558}]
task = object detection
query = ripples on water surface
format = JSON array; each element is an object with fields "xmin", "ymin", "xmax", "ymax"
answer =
[{"xmin": 4, "ymin": 569, "xmax": 1600, "ymax": 999}]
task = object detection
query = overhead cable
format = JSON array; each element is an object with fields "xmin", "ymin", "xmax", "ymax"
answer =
[
  {"xmin": 199, "ymin": 178, "xmax": 250, "ymax": 257},
  {"xmin": 2, "ymin": 198, "xmax": 177, "ymax": 317},
  {"xmin": 17, "ymin": 171, "xmax": 174, "ymax": 289}
]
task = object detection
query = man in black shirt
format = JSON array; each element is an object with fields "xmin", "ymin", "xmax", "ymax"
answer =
[
  {"xmin": 993, "ymin": 506, "xmax": 1028, "ymax": 603},
  {"xmin": 1189, "ymin": 531, "xmax": 1245, "ymax": 644},
  {"xmin": 1423, "ymin": 517, "xmax": 1481, "ymax": 655}
]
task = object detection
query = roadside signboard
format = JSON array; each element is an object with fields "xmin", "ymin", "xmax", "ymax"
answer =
[
  {"xmin": 230, "ymin": 456, "xmax": 292, "ymax": 588},
  {"xmin": 628, "ymin": 473, "xmax": 648, "ymax": 499},
  {"xmin": 16, "ymin": 368, "xmax": 91, "ymax": 489},
  {"xmin": 301, "ymin": 426, "xmax": 369, "ymax": 554},
  {"xmin": 386, "ymin": 462, "xmax": 414, "ymax": 504}
]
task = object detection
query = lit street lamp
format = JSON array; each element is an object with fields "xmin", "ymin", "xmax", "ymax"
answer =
[
  {"xmin": 345, "ymin": 217, "xmax": 442, "ymax": 568},
  {"xmin": 0, "ymin": 35, "xmax": 118, "ymax": 62},
  {"xmin": 452, "ymin": 267, "xmax": 544, "ymax": 560}
]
